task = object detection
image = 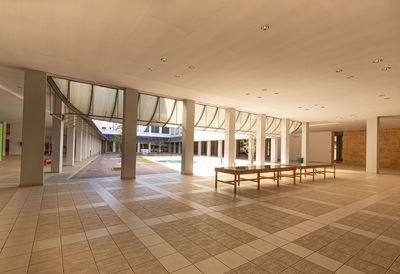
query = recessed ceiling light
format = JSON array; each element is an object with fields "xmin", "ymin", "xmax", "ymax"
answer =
[
  {"xmin": 245, "ymin": 92, "xmax": 250, "ymax": 95},
  {"xmin": 373, "ymin": 58, "xmax": 383, "ymax": 63},
  {"xmin": 257, "ymin": 96, "xmax": 262, "ymax": 99},
  {"xmin": 17, "ymin": 86, "xmax": 22, "ymax": 88},
  {"xmin": 346, "ymin": 75, "xmax": 354, "ymax": 79},
  {"xmin": 297, "ymin": 106, "xmax": 302, "ymax": 109},
  {"xmin": 260, "ymin": 25, "xmax": 270, "ymax": 31},
  {"xmin": 262, "ymin": 88, "xmax": 267, "ymax": 91},
  {"xmin": 160, "ymin": 57, "xmax": 168, "ymax": 62},
  {"xmin": 273, "ymin": 92, "xmax": 279, "ymax": 95},
  {"xmin": 314, "ymin": 104, "xmax": 318, "ymax": 106},
  {"xmin": 321, "ymin": 106, "xmax": 325, "ymax": 108},
  {"xmin": 305, "ymin": 108, "xmax": 309, "ymax": 111},
  {"xmin": 174, "ymin": 74, "xmax": 182, "ymax": 78},
  {"xmin": 188, "ymin": 65, "xmax": 196, "ymax": 70},
  {"xmin": 148, "ymin": 67, "xmax": 154, "ymax": 71},
  {"xmin": 336, "ymin": 69, "xmax": 343, "ymax": 73},
  {"xmin": 381, "ymin": 66, "xmax": 391, "ymax": 71},
  {"xmin": 378, "ymin": 94, "xmax": 385, "ymax": 97},
  {"xmin": 384, "ymin": 97, "xmax": 391, "ymax": 100}
]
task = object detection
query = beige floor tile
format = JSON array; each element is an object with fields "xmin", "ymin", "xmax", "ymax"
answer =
[
  {"xmin": 140, "ymin": 234, "xmax": 165, "ymax": 247},
  {"xmin": 32, "ymin": 237, "xmax": 61, "ymax": 252},
  {"xmin": 248, "ymin": 239, "xmax": 277, "ymax": 253},
  {"xmin": 107, "ymin": 224, "xmax": 129, "ymax": 235},
  {"xmin": 195, "ymin": 257, "xmax": 230, "ymax": 274},
  {"xmin": 158, "ymin": 252, "xmax": 191, "ymax": 272},
  {"xmin": 62, "ymin": 232, "xmax": 86, "ymax": 245},
  {"xmin": 148, "ymin": 242, "xmax": 176, "ymax": 258},
  {"xmin": 172, "ymin": 265, "xmax": 202, "ymax": 274},
  {"xmin": 85, "ymin": 228, "xmax": 109, "ymax": 240},
  {"xmin": 0, "ymin": 243, "xmax": 32, "ymax": 259},
  {"xmin": 282, "ymin": 243, "xmax": 313, "ymax": 258},
  {"xmin": 215, "ymin": 250, "xmax": 248, "ymax": 269},
  {"xmin": 233, "ymin": 244, "xmax": 263, "ymax": 260},
  {"xmin": 306, "ymin": 252, "xmax": 343, "ymax": 271},
  {"xmin": 0, "ymin": 254, "xmax": 30, "ymax": 272},
  {"xmin": 262, "ymin": 234, "xmax": 289, "ymax": 247}
]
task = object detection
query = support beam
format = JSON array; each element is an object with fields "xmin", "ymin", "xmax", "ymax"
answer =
[
  {"xmin": 51, "ymin": 96, "xmax": 64, "ymax": 173},
  {"xmin": 20, "ymin": 70, "xmax": 46, "ymax": 186},
  {"xmin": 281, "ymin": 119, "xmax": 290, "ymax": 164},
  {"xmin": 224, "ymin": 108, "xmax": 236, "ymax": 166},
  {"xmin": 256, "ymin": 114, "xmax": 266, "ymax": 166},
  {"xmin": 366, "ymin": 117, "xmax": 379, "ymax": 173},
  {"xmin": 301, "ymin": 122, "xmax": 309, "ymax": 164},
  {"xmin": 207, "ymin": 141, "xmax": 212, "ymax": 157},
  {"xmin": 271, "ymin": 138, "xmax": 279, "ymax": 163},
  {"xmin": 66, "ymin": 118, "xmax": 75, "ymax": 166},
  {"xmin": 121, "ymin": 88, "xmax": 138, "ymax": 179},
  {"xmin": 181, "ymin": 100, "xmax": 195, "ymax": 175}
]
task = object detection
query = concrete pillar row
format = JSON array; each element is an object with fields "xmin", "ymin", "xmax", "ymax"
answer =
[
  {"xmin": 66, "ymin": 117, "xmax": 75, "ymax": 166},
  {"xmin": 121, "ymin": 88, "xmax": 138, "ymax": 179},
  {"xmin": 256, "ymin": 114, "xmax": 266, "ymax": 166},
  {"xmin": 206, "ymin": 140, "xmax": 212, "ymax": 157},
  {"xmin": 75, "ymin": 124, "xmax": 83, "ymax": 162},
  {"xmin": 198, "ymin": 141, "xmax": 202, "ymax": 156},
  {"xmin": 181, "ymin": 99, "xmax": 194, "ymax": 175},
  {"xmin": 224, "ymin": 108, "xmax": 236, "ymax": 167},
  {"xmin": 218, "ymin": 140, "xmax": 223, "ymax": 158},
  {"xmin": 51, "ymin": 96, "xmax": 64, "ymax": 173},
  {"xmin": 20, "ymin": 70, "xmax": 47, "ymax": 186},
  {"xmin": 281, "ymin": 119, "xmax": 290, "ymax": 165},
  {"xmin": 271, "ymin": 138, "xmax": 279, "ymax": 163}
]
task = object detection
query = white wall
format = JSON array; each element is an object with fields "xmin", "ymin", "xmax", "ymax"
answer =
[
  {"xmin": 9, "ymin": 122, "xmax": 22, "ymax": 155},
  {"xmin": 290, "ymin": 131, "xmax": 332, "ymax": 163}
]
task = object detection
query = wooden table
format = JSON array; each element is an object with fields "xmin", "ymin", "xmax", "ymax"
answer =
[
  {"xmin": 215, "ymin": 165, "xmax": 297, "ymax": 194},
  {"xmin": 283, "ymin": 163, "xmax": 336, "ymax": 183}
]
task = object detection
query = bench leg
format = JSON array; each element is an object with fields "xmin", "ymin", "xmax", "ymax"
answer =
[
  {"xmin": 215, "ymin": 171, "xmax": 218, "ymax": 189},
  {"xmin": 324, "ymin": 167, "xmax": 326, "ymax": 180},
  {"xmin": 334, "ymin": 165, "xmax": 336, "ymax": 178},
  {"xmin": 277, "ymin": 171, "xmax": 280, "ymax": 187},
  {"xmin": 238, "ymin": 174, "xmax": 241, "ymax": 186},
  {"xmin": 293, "ymin": 169, "xmax": 296, "ymax": 184},
  {"xmin": 300, "ymin": 168, "xmax": 302, "ymax": 183},
  {"xmin": 312, "ymin": 168, "xmax": 315, "ymax": 181},
  {"xmin": 234, "ymin": 174, "xmax": 237, "ymax": 194},
  {"xmin": 257, "ymin": 172, "xmax": 260, "ymax": 190}
]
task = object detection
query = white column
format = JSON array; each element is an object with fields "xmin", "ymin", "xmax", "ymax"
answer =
[
  {"xmin": 366, "ymin": 117, "xmax": 379, "ymax": 173},
  {"xmin": 137, "ymin": 142, "xmax": 141, "ymax": 153},
  {"xmin": 9, "ymin": 122, "xmax": 22, "ymax": 155},
  {"xmin": 1, "ymin": 121, "xmax": 6, "ymax": 158},
  {"xmin": 271, "ymin": 138, "xmax": 279, "ymax": 163},
  {"xmin": 224, "ymin": 108, "xmax": 236, "ymax": 166},
  {"xmin": 173, "ymin": 142, "xmax": 176, "ymax": 153},
  {"xmin": 112, "ymin": 141, "xmax": 116, "ymax": 153},
  {"xmin": 75, "ymin": 124, "xmax": 83, "ymax": 162},
  {"xmin": 51, "ymin": 95, "xmax": 64, "ymax": 173},
  {"xmin": 168, "ymin": 143, "xmax": 171, "ymax": 153},
  {"xmin": 281, "ymin": 119, "xmax": 290, "ymax": 164},
  {"xmin": 301, "ymin": 122, "xmax": 309, "ymax": 164},
  {"xmin": 158, "ymin": 144, "xmax": 161, "ymax": 153},
  {"xmin": 181, "ymin": 100, "xmax": 195, "ymax": 175},
  {"xmin": 256, "ymin": 114, "xmax": 266, "ymax": 166},
  {"xmin": 207, "ymin": 141, "xmax": 212, "ymax": 157},
  {"xmin": 82, "ymin": 128, "xmax": 88, "ymax": 160},
  {"xmin": 148, "ymin": 143, "xmax": 151, "ymax": 152},
  {"xmin": 121, "ymin": 88, "xmax": 138, "ymax": 179},
  {"xmin": 178, "ymin": 142, "xmax": 181, "ymax": 154},
  {"xmin": 198, "ymin": 141, "xmax": 202, "ymax": 156},
  {"xmin": 20, "ymin": 70, "xmax": 46, "ymax": 186},
  {"xmin": 218, "ymin": 140, "xmax": 223, "ymax": 158},
  {"xmin": 66, "ymin": 119, "xmax": 75, "ymax": 166}
]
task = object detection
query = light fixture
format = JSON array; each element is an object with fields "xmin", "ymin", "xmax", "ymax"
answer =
[
  {"xmin": 321, "ymin": 106, "xmax": 325, "ymax": 108},
  {"xmin": 174, "ymin": 74, "xmax": 182, "ymax": 78},
  {"xmin": 381, "ymin": 66, "xmax": 391, "ymax": 71},
  {"xmin": 297, "ymin": 106, "xmax": 302, "ymax": 109},
  {"xmin": 384, "ymin": 97, "xmax": 391, "ymax": 100},
  {"xmin": 245, "ymin": 92, "xmax": 250, "ymax": 95},
  {"xmin": 148, "ymin": 67, "xmax": 154, "ymax": 71},
  {"xmin": 160, "ymin": 57, "xmax": 168, "ymax": 62},
  {"xmin": 305, "ymin": 108, "xmax": 309, "ymax": 111},
  {"xmin": 346, "ymin": 75, "xmax": 354, "ymax": 79},
  {"xmin": 378, "ymin": 94, "xmax": 385, "ymax": 97},
  {"xmin": 257, "ymin": 96, "xmax": 262, "ymax": 99},
  {"xmin": 273, "ymin": 92, "xmax": 279, "ymax": 95},
  {"xmin": 314, "ymin": 104, "xmax": 318, "ymax": 106},
  {"xmin": 260, "ymin": 25, "xmax": 270, "ymax": 31},
  {"xmin": 188, "ymin": 65, "xmax": 196, "ymax": 70},
  {"xmin": 262, "ymin": 88, "xmax": 267, "ymax": 91},
  {"xmin": 373, "ymin": 58, "xmax": 383, "ymax": 63},
  {"xmin": 336, "ymin": 69, "xmax": 343, "ymax": 73}
]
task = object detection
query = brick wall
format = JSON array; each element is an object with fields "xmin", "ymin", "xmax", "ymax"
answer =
[
  {"xmin": 342, "ymin": 128, "xmax": 400, "ymax": 168},
  {"xmin": 343, "ymin": 130, "xmax": 366, "ymax": 165}
]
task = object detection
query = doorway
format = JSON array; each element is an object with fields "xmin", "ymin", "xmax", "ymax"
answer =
[{"xmin": 333, "ymin": 132, "xmax": 343, "ymax": 162}]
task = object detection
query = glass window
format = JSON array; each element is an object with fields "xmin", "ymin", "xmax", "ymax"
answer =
[
  {"xmin": 161, "ymin": 127, "xmax": 169, "ymax": 134},
  {"xmin": 151, "ymin": 126, "xmax": 159, "ymax": 133}
]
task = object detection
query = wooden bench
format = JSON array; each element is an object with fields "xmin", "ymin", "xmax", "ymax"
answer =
[
  {"xmin": 283, "ymin": 163, "xmax": 336, "ymax": 183},
  {"xmin": 44, "ymin": 159, "xmax": 52, "ymax": 166}
]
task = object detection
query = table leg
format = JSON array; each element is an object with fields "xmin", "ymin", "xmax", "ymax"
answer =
[
  {"xmin": 324, "ymin": 167, "xmax": 326, "ymax": 180},
  {"xmin": 277, "ymin": 171, "xmax": 280, "ymax": 187},
  {"xmin": 312, "ymin": 168, "xmax": 315, "ymax": 181},
  {"xmin": 293, "ymin": 169, "xmax": 296, "ymax": 184},
  {"xmin": 300, "ymin": 168, "xmax": 302, "ymax": 183},
  {"xmin": 238, "ymin": 174, "xmax": 241, "ymax": 186},
  {"xmin": 215, "ymin": 171, "xmax": 218, "ymax": 189},
  {"xmin": 257, "ymin": 172, "xmax": 260, "ymax": 190},
  {"xmin": 334, "ymin": 165, "xmax": 336, "ymax": 178},
  {"xmin": 234, "ymin": 174, "xmax": 237, "ymax": 194}
]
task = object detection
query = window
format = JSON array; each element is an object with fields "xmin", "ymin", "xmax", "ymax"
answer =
[
  {"xmin": 144, "ymin": 126, "xmax": 149, "ymax": 132},
  {"xmin": 161, "ymin": 127, "xmax": 169, "ymax": 134},
  {"xmin": 151, "ymin": 126, "xmax": 159, "ymax": 133}
]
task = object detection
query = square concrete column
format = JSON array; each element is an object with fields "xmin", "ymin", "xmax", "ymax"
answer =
[
  {"xmin": 256, "ymin": 114, "xmax": 266, "ymax": 166},
  {"xmin": 137, "ymin": 142, "xmax": 141, "ymax": 152},
  {"xmin": 178, "ymin": 142, "xmax": 181, "ymax": 154},
  {"xmin": 198, "ymin": 141, "xmax": 202, "ymax": 156},
  {"xmin": 181, "ymin": 100, "xmax": 195, "ymax": 175},
  {"xmin": 148, "ymin": 143, "xmax": 151, "ymax": 152},
  {"xmin": 366, "ymin": 117, "xmax": 379, "ymax": 173},
  {"xmin": 301, "ymin": 122, "xmax": 309, "ymax": 164},
  {"xmin": 82, "ymin": 128, "xmax": 88, "ymax": 160},
  {"xmin": 66, "ymin": 118, "xmax": 75, "ymax": 166},
  {"xmin": 20, "ymin": 70, "xmax": 46, "ymax": 186},
  {"xmin": 280, "ymin": 119, "xmax": 290, "ymax": 164},
  {"xmin": 224, "ymin": 108, "xmax": 236, "ymax": 166},
  {"xmin": 173, "ymin": 142, "xmax": 176, "ymax": 153},
  {"xmin": 121, "ymin": 88, "xmax": 138, "ymax": 179},
  {"xmin": 206, "ymin": 141, "xmax": 212, "ymax": 157},
  {"xmin": 75, "ymin": 124, "xmax": 83, "ymax": 162},
  {"xmin": 2, "ymin": 121, "xmax": 6, "ymax": 158},
  {"xmin": 271, "ymin": 138, "xmax": 279, "ymax": 163},
  {"xmin": 218, "ymin": 140, "xmax": 223, "ymax": 158},
  {"xmin": 51, "ymin": 96, "xmax": 64, "ymax": 173}
]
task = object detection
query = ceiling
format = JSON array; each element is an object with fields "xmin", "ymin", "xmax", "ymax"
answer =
[{"xmin": 0, "ymin": 0, "xmax": 399, "ymax": 125}]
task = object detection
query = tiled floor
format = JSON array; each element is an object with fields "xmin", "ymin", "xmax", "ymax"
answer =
[{"xmin": 1, "ymin": 165, "xmax": 400, "ymax": 273}]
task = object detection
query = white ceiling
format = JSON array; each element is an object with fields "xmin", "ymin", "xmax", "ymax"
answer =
[{"xmin": 0, "ymin": 0, "xmax": 399, "ymax": 125}]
